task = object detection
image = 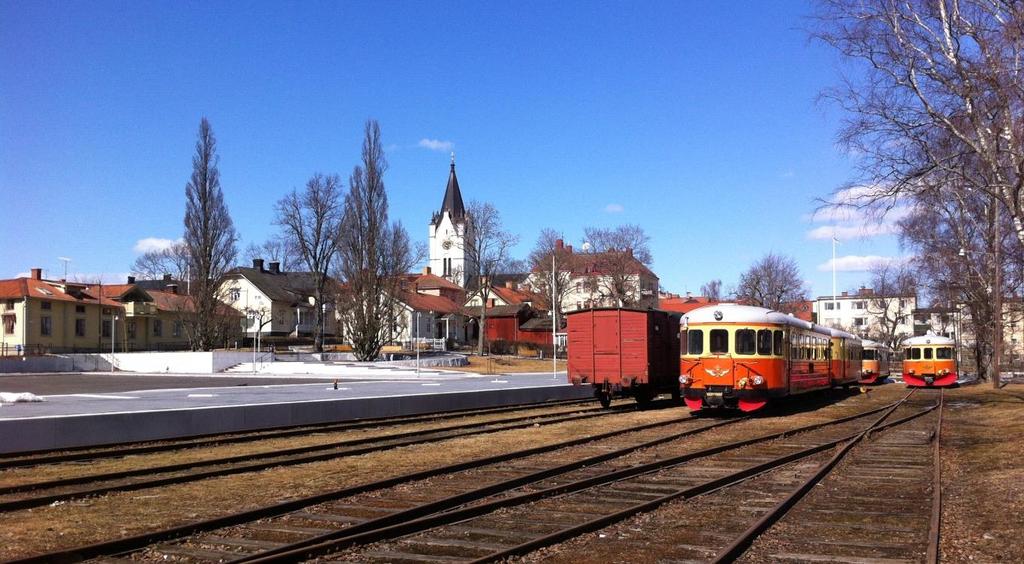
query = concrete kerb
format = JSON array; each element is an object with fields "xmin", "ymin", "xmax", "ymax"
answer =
[{"xmin": 0, "ymin": 384, "xmax": 591, "ymax": 454}]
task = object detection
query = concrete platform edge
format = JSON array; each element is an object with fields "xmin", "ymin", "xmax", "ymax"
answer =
[{"xmin": 0, "ymin": 385, "xmax": 593, "ymax": 454}]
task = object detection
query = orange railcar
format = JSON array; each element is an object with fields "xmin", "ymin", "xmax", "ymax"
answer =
[
  {"xmin": 567, "ymin": 308, "xmax": 680, "ymax": 407},
  {"xmin": 859, "ymin": 339, "xmax": 892, "ymax": 385},
  {"xmin": 679, "ymin": 304, "xmax": 864, "ymax": 412},
  {"xmin": 901, "ymin": 333, "xmax": 958, "ymax": 387}
]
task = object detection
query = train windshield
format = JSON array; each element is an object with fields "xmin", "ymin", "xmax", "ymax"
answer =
[
  {"xmin": 736, "ymin": 329, "xmax": 756, "ymax": 355},
  {"xmin": 908, "ymin": 347, "xmax": 921, "ymax": 360},
  {"xmin": 686, "ymin": 330, "xmax": 703, "ymax": 355},
  {"xmin": 863, "ymin": 349, "xmax": 876, "ymax": 360},
  {"xmin": 936, "ymin": 347, "xmax": 953, "ymax": 359},
  {"xmin": 710, "ymin": 329, "xmax": 729, "ymax": 354},
  {"xmin": 924, "ymin": 348, "xmax": 933, "ymax": 359}
]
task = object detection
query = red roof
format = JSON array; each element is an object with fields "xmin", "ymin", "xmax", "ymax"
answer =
[
  {"xmin": 659, "ymin": 295, "xmax": 717, "ymax": 314},
  {"xmin": 490, "ymin": 285, "xmax": 542, "ymax": 306},
  {"xmin": 397, "ymin": 290, "xmax": 462, "ymax": 315},
  {"xmin": 0, "ymin": 277, "xmax": 124, "ymax": 309},
  {"xmin": 570, "ymin": 251, "xmax": 657, "ymax": 279}
]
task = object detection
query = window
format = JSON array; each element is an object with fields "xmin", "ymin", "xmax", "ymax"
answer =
[
  {"xmin": 102, "ymin": 320, "xmax": 111, "ymax": 338},
  {"xmin": 853, "ymin": 301, "xmax": 866, "ymax": 309},
  {"xmin": 710, "ymin": 329, "xmax": 729, "ymax": 354},
  {"xmin": 863, "ymin": 349, "xmax": 876, "ymax": 360},
  {"xmin": 40, "ymin": 316, "xmax": 51, "ymax": 336},
  {"xmin": 824, "ymin": 302, "xmax": 835, "ymax": 310},
  {"xmin": 909, "ymin": 347, "xmax": 921, "ymax": 360},
  {"xmin": 757, "ymin": 329, "xmax": 772, "ymax": 355},
  {"xmin": 936, "ymin": 347, "xmax": 953, "ymax": 360},
  {"xmin": 229, "ymin": 289, "xmax": 241, "ymax": 301},
  {"xmin": 75, "ymin": 318, "xmax": 86, "ymax": 337},
  {"xmin": 923, "ymin": 348, "xmax": 933, "ymax": 359},
  {"xmin": 127, "ymin": 321, "xmax": 136, "ymax": 339},
  {"xmin": 773, "ymin": 330, "xmax": 784, "ymax": 356},
  {"xmin": 687, "ymin": 330, "xmax": 704, "ymax": 355},
  {"xmin": 854, "ymin": 317, "xmax": 866, "ymax": 327},
  {"xmin": 735, "ymin": 329, "xmax": 756, "ymax": 355},
  {"xmin": 173, "ymin": 321, "xmax": 182, "ymax": 338},
  {"xmin": 3, "ymin": 299, "xmax": 14, "ymax": 310},
  {"xmin": 153, "ymin": 319, "xmax": 163, "ymax": 337},
  {"xmin": 41, "ymin": 301, "xmax": 52, "ymax": 310},
  {"xmin": 2, "ymin": 314, "xmax": 14, "ymax": 335},
  {"xmin": 75, "ymin": 305, "xmax": 86, "ymax": 313}
]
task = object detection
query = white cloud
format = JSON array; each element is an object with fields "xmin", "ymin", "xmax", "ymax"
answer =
[
  {"xmin": 604, "ymin": 203, "xmax": 624, "ymax": 213},
  {"xmin": 417, "ymin": 138, "xmax": 454, "ymax": 152},
  {"xmin": 133, "ymin": 237, "xmax": 182, "ymax": 254},
  {"xmin": 817, "ymin": 255, "xmax": 903, "ymax": 272},
  {"xmin": 806, "ymin": 222, "xmax": 900, "ymax": 241}
]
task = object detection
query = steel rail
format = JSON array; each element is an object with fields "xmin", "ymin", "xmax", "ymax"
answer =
[
  {"xmin": 0, "ymin": 405, "xmax": 641, "ymax": 512},
  {"xmin": 233, "ymin": 397, "xmax": 915, "ymax": 563},
  {"xmin": 4, "ymin": 411, "xmax": 703, "ymax": 564},
  {"xmin": 0, "ymin": 398, "xmax": 598, "ymax": 469},
  {"xmin": 926, "ymin": 389, "xmax": 945, "ymax": 564},
  {"xmin": 708, "ymin": 391, "xmax": 928, "ymax": 563}
]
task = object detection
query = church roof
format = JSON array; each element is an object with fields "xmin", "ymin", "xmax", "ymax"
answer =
[{"xmin": 432, "ymin": 156, "xmax": 466, "ymax": 226}]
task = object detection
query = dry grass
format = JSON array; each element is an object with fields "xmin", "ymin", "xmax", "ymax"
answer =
[{"xmin": 440, "ymin": 355, "xmax": 566, "ymax": 375}]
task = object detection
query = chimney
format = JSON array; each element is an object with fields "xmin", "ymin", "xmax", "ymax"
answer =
[
  {"xmin": 30, "ymin": 268, "xmax": 42, "ymax": 280},
  {"xmin": 127, "ymin": 276, "xmax": 136, "ymax": 284},
  {"xmin": 555, "ymin": 239, "xmax": 564, "ymax": 250},
  {"xmin": 626, "ymin": 247, "xmax": 633, "ymax": 257},
  {"xmin": 841, "ymin": 291, "xmax": 848, "ymax": 297},
  {"xmin": 252, "ymin": 258, "xmax": 264, "ymax": 271},
  {"xmin": 166, "ymin": 284, "xmax": 179, "ymax": 295},
  {"xmin": 268, "ymin": 261, "xmax": 281, "ymax": 274},
  {"xmin": 163, "ymin": 273, "xmax": 172, "ymax": 281},
  {"xmin": 423, "ymin": 266, "xmax": 432, "ymax": 275},
  {"xmin": 566, "ymin": 245, "xmax": 573, "ymax": 253},
  {"xmin": 505, "ymin": 281, "xmax": 516, "ymax": 289}
]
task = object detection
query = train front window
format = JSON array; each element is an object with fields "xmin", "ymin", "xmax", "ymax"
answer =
[
  {"xmin": 735, "ymin": 329, "xmax": 756, "ymax": 355},
  {"xmin": 756, "ymin": 329, "xmax": 772, "ymax": 355},
  {"xmin": 863, "ymin": 350, "xmax": 876, "ymax": 360},
  {"xmin": 909, "ymin": 347, "xmax": 921, "ymax": 360},
  {"xmin": 773, "ymin": 330, "xmax": 784, "ymax": 355},
  {"xmin": 710, "ymin": 329, "xmax": 729, "ymax": 354},
  {"xmin": 936, "ymin": 347, "xmax": 953, "ymax": 359},
  {"xmin": 924, "ymin": 348, "xmax": 933, "ymax": 359},
  {"xmin": 687, "ymin": 330, "xmax": 703, "ymax": 355}
]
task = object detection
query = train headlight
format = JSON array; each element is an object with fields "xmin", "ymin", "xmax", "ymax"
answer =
[
  {"xmin": 752, "ymin": 375, "xmax": 765, "ymax": 386},
  {"xmin": 737, "ymin": 377, "xmax": 749, "ymax": 388},
  {"xmin": 679, "ymin": 375, "xmax": 692, "ymax": 386}
]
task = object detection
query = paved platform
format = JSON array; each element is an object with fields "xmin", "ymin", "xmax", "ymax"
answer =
[{"xmin": 0, "ymin": 367, "xmax": 585, "ymax": 454}]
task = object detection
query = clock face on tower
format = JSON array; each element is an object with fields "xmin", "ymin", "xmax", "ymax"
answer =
[{"xmin": 442, "ymin": 240, "xmax": 452, "ymax": 250}]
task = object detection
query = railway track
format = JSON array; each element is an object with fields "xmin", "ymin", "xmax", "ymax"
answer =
[
  {"xmin": 231, "ymin": 393, "xmax": 930, "ymax": 563},
  {"xmin": 0, "ymin": 400, "xmax": 645, "ymax": 512},
  {"xmin": 725, "ymin": 389, "xmax": 945, "ymax": 564},
  {"xmin": 0, "ymin": 398, "xmax": 596, "ymax": 469},
  {"xmin": 13, "ymin": 392, "xmax": 915, "ymax": 564}
]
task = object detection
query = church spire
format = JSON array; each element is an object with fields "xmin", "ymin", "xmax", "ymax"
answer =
[{"xmin": 437, "ymin": 153, "xmax": 465, "ymax": 223}]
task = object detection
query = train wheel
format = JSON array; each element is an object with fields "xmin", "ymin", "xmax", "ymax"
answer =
[{"xmin": 597, "ymin": 391, "xmax": 612, "ymax": 408}]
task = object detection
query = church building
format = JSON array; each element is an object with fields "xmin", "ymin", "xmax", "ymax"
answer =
[{"xmin": 428, "ymin": 154, "xmax": 476, "ymax": 288}]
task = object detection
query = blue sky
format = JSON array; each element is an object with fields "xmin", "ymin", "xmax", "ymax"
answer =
[{"xmin": 1, "ymin": 1, "xmax": 906, "ymax": 298}]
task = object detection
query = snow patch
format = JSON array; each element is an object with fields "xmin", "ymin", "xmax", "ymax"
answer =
[{"xmin": 0, "ymin": 392, "xmax": 45, "ymax": 404}]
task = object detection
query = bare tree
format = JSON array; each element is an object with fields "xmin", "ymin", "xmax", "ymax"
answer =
[
  {"xmin": 182, "ymin": 118, "xmax": 238, "ymax": 350},
  {"xmin": 460, "ymin": 201, "xmax": 518, "ymax": 355},
  {"xmin": 132, "ymin": 241, "xmax": 189, "ymax": 281},
  {"xmin": 275, "ymin": 173, "xmax": 344, "ymax": 352},
  {"xmin": 700, "ymin": 279, "xmax": 723, "ymax": 302},
  {"xmin": 815, "ymin": 0, "xmax": 1024, "ymax": 247},
  {"xmin": 580, "ymin": 224, "xmax": 655, "ymax": 307},
  {"xmin": 736, "ymin": 253, "xmax": 807, "ymax": 310},
  {"xmin": 336, "ymin": 120, "xmax": 416, "ymax": 361},
  {"xmin": 244, "ymin": 238, "xmax": 296, "ymax": 272},
  {"xmin": 527, "ymin": 228, "xmax": 575, "ymax": 317},
  {"xmin": 864, "ymin": 262, "xmax": 917, "ymax": 349}
]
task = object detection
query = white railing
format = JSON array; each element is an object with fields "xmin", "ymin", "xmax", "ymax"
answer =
[{"xmin": 403, "ymin": 338, "xmax": 447, "ymax": 351}]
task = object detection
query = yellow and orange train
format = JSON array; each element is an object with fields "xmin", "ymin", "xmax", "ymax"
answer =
[
  {"xmin": 900, "ymin": 333, "xmax": 958, "ymax": 387},
  {"xmin": 859, "ymin": 339, "xmax": 893, "ymax": 385},
  {"xmin": 678, "ymin": 304, "xmax": 863, "ymax": 412}
]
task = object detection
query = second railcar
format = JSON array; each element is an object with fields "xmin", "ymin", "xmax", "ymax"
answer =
[
  {"xmin": 567, "ymin": 308, "xmax": 681, "ymax": 407},
  {"xmin": 859, "ymin": 339, "xmax": 892, "ymax": 384}
]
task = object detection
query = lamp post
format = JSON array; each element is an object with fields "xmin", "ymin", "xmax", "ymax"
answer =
[
  {"xmin": 110, "ymin": 313, "xmax": 119, "ymax": 374},
  {"xmin": 552, "ymin": 251, "xmax": 557, "ymax": 379}
]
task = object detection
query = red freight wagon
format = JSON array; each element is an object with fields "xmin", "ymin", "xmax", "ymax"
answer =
[{"xmin": 567, "ymin": 308, "xmax": 681, "ymax": 407}]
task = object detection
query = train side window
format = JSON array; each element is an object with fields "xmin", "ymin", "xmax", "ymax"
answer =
[
  {"xmin": 756, "ymin": 329, "xmax": 772, "ymax": 355},
  {"xmin": 863, "ymin": 350, "xmax": 875, "ymax": 360},
  {"xmin": 936, "ymin": 347, "xmax": 953, "ymax": 359},
  {"xmin": 736, "ymin": 329, "xmax": 756, "ymax": 355},
  {"xmin": 710, "ymin": 329, "xmax": 729, "ymax": 354},
  {"xmin": 687, "ymin": 330, "xmax": 703, "ymax": 355},
  {"xmin": 910, "ymin": 347, "xmax": 921, "ymax": 360},
  {"xmin": 924, "ymin": 348, "xmax": 933, "ymax": 360},
  {"xmin": 773, "ymin": 330, "xmax": 784, "ymax": 356}
]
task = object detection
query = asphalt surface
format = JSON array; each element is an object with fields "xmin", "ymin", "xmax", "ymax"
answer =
[{"xmin": 0, "ymin": 374, "xmax": 337, "ymax": 395}]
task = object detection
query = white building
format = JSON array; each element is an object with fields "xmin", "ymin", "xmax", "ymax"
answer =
[
  {"xmin": 428, "ymin": 154, "xmax": 476, "ymax": 288},
  {"xmin": 813, "ymin": 287, "xmax": 916, "ymax": 346},
  {"xmin": 527, "ymin": 240, "xmax": 659, "ymax": 313}
]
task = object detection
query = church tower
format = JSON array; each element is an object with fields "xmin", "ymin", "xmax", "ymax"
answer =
[{"xmin": 428, "ymin": 154, "xmax": 475, "ymax": 288}]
